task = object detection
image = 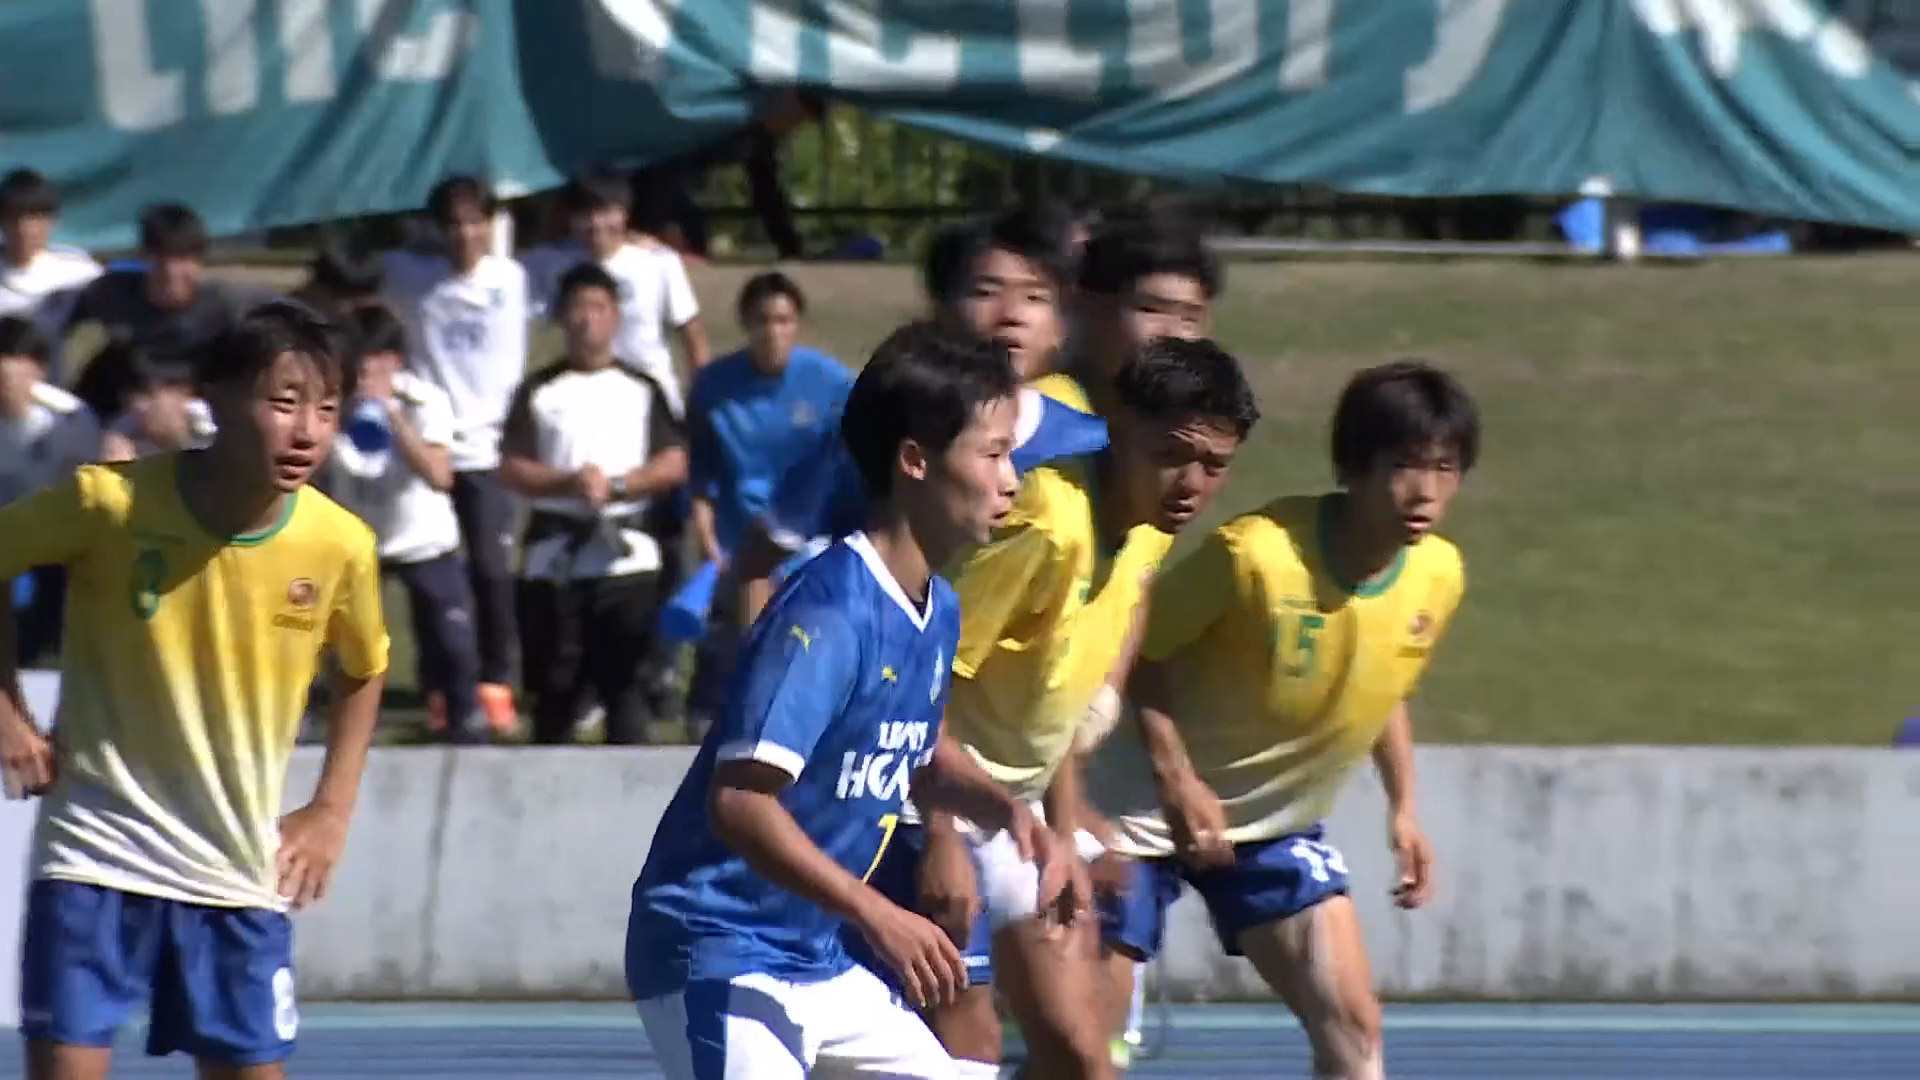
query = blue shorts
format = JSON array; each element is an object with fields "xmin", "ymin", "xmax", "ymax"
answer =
[
  {"xmin": 843, "ymin": 824, "xmax": 999, "ymax": 985},
  {"xmin": 1100, "ymin": 827, "xmax": 1350, "ymax": 960},
  {"xmin": 19, "ymin": 880, "xmax": 298, "ymax": 1064}
]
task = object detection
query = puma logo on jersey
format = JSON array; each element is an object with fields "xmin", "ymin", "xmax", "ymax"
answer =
[
  {"xmin": 790, "ymin": 625, "xmax": 813, "ymax": 651},
  {"xmin": 881, "ymin": 666, "xmax": 897, "ymax": 683}
]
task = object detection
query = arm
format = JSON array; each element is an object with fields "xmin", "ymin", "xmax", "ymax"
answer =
[
  {"xmin": 494, "ymin": 379, "xmax": 590, "ymax": 499},
  {"xmin": 681, "ymin": 397, "xmax": 725, "ymax": 563},
  {"xmin": 675, "ymin": 318, "xmax": 712, "ymax": 372},
  {"xmin": 912, "ymin": 729, "xmax": 1025, "ymax": 834},
  {"xmin": 709, "ymin": 759, "xmax": 891, "ymax": 924},
  {"xmin": 733, "ymin": 521, "xmax": 786, "ymax": 622},
  {"xmin": 689, "ymin": 496, "xmax": 723, "ymax": 565},
  {"xmin": 1372, "ymin": 701, "xmax": 1416, "ymax": 819},
  {"xmin": 621, "ymin": 395, "xmax": 690, "ymax": 498},
  {"xmin": 386, "ymin": 401, "xmax": 454, "ymax": 492},
  {"xmin": 663, "ymin": 253, "xmax": 711, "ymax": 370}
]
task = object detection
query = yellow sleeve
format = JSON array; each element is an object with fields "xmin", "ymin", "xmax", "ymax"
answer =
[
  {"xmin": 1140, "ymin": 526, "xmax": 1245, "ymax": 663},
  {"xmin": 326, "ymin": 536, "xmax": 392, "ymax": 680},
  {"xmin": 951, "ymin": 522, "xmax": 1066, "ymax": 678},
  {"xmin": 0, "ymin": 468, "xmax": 103, "ymax": 580}
]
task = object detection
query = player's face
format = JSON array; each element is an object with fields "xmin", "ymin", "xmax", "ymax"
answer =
[
  {"xmin": 1352, "ymin": 441, "xmax": 1465, "ymax": 545},
  {"xmin": 1077, "ymin": 273, "xmax": 1211, "ymax": 380},
  {"xmin": 0, "ymin": 355, "xmax": 42, "ymax": 416},
  {"xmin": 744, "ymin": 294, "xmax": 801, "ymax": 366},
  {"xmin": 959, "ymin": 247, "xmax": 1061, "ymax": 381},
  {"xmin": 562, "ymin": 285, "xmax": 620, "ymax": 358},
  {"xmin": 573, "ymin": 205, "xmax": 628, "ymax": 259},
  {"xmin": 1113, "ymin": 410, "xmax": 1241, "ymax": 532},
  {"xmin": 212, "ymin": 352, "xmax": 343, "ymax": 494},
  {"xmin": 1, "ymin": 212, "xmax": 51, "ymax": 260},
  {"xmin": 143, "ymin": 254, "xmax": 203, "ymax": 311},
  {"xmin": 919, "ymin": 395, "xmax": 1019, "ymax": 549},
  {"xmin": 440, "ymin": 202, "xmax": 492, "ymax": 269}
]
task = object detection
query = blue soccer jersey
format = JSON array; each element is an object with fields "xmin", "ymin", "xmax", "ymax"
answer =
[
  {"xmin": 761, "ymin": 388, "xmax": 1109, "ymax": 556},
  {"xmin": 626, "ymin": 532, "xmax": 961, "ymax": 1000}
]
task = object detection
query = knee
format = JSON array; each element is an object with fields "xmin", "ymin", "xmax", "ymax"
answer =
[{"xmin": 1311, "ymin": 995, "xmax": 1382, "ymax": 1080}]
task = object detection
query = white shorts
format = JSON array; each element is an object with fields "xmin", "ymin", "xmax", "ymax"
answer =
[
  {"xmin": 637, "ymin": 965, "xmax": 957, "ymax": 1080},
  {"xmin": 963, "ymin": 804, "xmax": 1107, "ymax": 928}
]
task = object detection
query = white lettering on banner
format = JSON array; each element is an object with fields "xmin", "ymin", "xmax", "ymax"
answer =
[
  {"xmin": 748, "ymin": 0, "xmax": 802, "ymax": 82},
  {"xmin": 92, "ymin": 0, "xmax": 479, "ymax": 133},
  {"xmin": 1279, "ymin": 0, "xmax": 1334, "ymax": 93},
  {"xmin": 203, "ymin": 0, "xmax": 259, "ymax": 117},
  {"xmin": 1406, "ymin": 0, "xmax": 1509, "ymax": 112},
  {"xmin": 750, "ymin": 0, "xmax": 962, "ymax": 91},
  {"xmin": 589, "ymin": 0, "xmax": 682, "ymax": 83},
  {"xmin": 1127, "ymin": 0, "xmax": 1258, "ymax": 100},
  {"xmin": 92, "ymin": 0, "xmax": 187, "ymax": 132},
  {"xmin": 1634, "ymin": 0, "xmax": 1873, "ymax": 80},
  {"xmin": 1017, "ymin": 0, "xmax": 1103, "ymax": 99}
]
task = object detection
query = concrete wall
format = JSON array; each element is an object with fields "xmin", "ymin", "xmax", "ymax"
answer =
[{"xmin": 5, "ymin": 700, "xmax": 1919, "ymax": 1012}]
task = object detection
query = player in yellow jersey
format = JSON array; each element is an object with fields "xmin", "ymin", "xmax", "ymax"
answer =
[
  {"xmin": 849, "ymin": 337, "xmax": 1257, "ymax": 1080},
  {"xmin": 0, "ymin": 301, "xmax": 390, "ymax": 1080},
  {"xmin": 1084, "ymin": 361, "xmax": 1480, "ymax": 1080}
]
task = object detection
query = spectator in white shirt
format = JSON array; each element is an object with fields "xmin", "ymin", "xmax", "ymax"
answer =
[
  {"xmin": 93, "ymin": 340, "xmax": 214, "ymax": 462},
  {"xmin": 499, "ymin": 264, "xmax": 688, "ymax": 746},
  {"xmin": 522, "ymin": 167, "xmax": 710, "ymax": 416},
  {"xmin": 327, "ymin": 306, "xmax": 490, "ymax": 743},
  {"xmin": 0, "ymin": 316, "xmax": 99, "ymax": 665},
  {"xmin": 382, "ymin": 175, "xmax": 529, "ymax": 730},
  {"xmin": 0, "ymin": 169, "xmax": 102, "ymax": 353}
]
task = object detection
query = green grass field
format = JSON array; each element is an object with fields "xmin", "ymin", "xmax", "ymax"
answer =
[{"xmin": 279, "ymin": 257, "xmax": 1919, "ymax": 747}]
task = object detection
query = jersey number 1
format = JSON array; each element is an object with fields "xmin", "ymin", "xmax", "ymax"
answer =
[{"xmin": 862, "ymin": 813, "xmax": 901, "ymax": 883}]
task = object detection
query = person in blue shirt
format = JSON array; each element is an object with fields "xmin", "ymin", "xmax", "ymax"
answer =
[
  {"xmin": 681, "ymin": 272, "xmax": 854, "ymax": 730},
  {"xmin": 732, "ymin": 205, "xmax": 1109, "ymax": 622},
  {"xmin": 627, "ymin": 322, "xmax": 1071, "ymax": 1080}
]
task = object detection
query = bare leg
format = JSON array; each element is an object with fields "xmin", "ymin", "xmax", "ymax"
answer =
[
  {"xmin": 1235, "ymin": 897, "xmax": 1383, "ymax": 1080},
  {"xmin": 25, "ymin": 1041, "xmax": 111, "ymax": 1080},
  {"xmin": 993, "ymin": 919, "xmax": 1114, "ymax": 1080},
  {"xmin": 198, "ymin": 1060, "xmax": 287, "ymax": 1080},
  {"xmin": 919, "ymin": 983, "xmax": 1003, "ymax": 1072}
]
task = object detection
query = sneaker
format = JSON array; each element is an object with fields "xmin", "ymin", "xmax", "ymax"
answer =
[
  {"xmin": 478, "ymin": 683, "xmax": 519, "ymax": 735},
  {"xmin": 424, "ymin": 690, "xmax": 449, "ymax": 734}
]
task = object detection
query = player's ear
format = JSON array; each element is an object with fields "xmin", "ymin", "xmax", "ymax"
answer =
[{"xmin": 897, "ymin": 438, "xmax": 930, "ymax": 483}]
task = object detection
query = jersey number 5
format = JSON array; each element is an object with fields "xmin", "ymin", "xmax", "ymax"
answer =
[
  {"xmin": 1281, "ymin": 613, "xmax": 1324, "ymax": 678},
  {"xmin": 862, "ymin": 813, "xmax": 901, "ymax": 883},
  {"xmin": 129, "ymin": 549, "xmax": 166, "ymax": 620}
]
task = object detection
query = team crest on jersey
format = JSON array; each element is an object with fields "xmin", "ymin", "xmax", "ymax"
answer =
[
  {"xmin": 1408, "ymin": 611, "xmax": 1433, "ymax": 639},
  {"xmin": 287, "ymin": 579, "xmax": 317, "ymax": 608}
]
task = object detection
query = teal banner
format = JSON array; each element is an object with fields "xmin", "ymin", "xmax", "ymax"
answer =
[{"xmin": 1, "ymin": 1, "xmax": 1915, "ymax": 250}]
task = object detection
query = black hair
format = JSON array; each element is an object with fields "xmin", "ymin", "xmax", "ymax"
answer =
[
  {"xmin": 555, "ymin": 262, "xmax": 621, "ymax": 309},
  {"xmin": 427, "ymin": 175, "xmax": 496, "ymax": 224},
  {"xmin": 1078, "ymin": 215, "xmax": 1221, "ymax": 299},
  {"xmin": 138, "ymin": 203, "xmax": 208, "ymax": 259},
  {"xmin": 1113, "ymin": 337, "xmax": 1260, "ymax": 439},
  {"xmin": 560, "ymin": 167, "xmax": 632, "ymax": 217},
  {"xmin": 0, "ymin": 169, "xmax": 59, "ymax": 221},
  {"xmin": 841, "ymin": 321, "xmax": 1018, "ymax": 499},
  {"xmin": 307, "ymin": 237, "xmax": 384, "ymax": 299},
  {"xmin": 921, "ymin": 219, "xmax": 985, "ymax": 306},
  {"xmin": 198, "ymin": 299, "xmax": 352, "ymax": 400},
  {"xmin": 949, "ymin": 205, "xmax": 1076, "ymax": 300},
  {"xmin": 736, "ymin": 271, "xmax": 806, "ymax": 322},
  {"xmin": 1330, "ymin": 360, "xmax": 1480, "ymax": 483},
  {"xmin": 346, "ymin": 304, "xmax": 408, "ymax": 360},
  {"xmin": 75, "ymin": 337, "xmax": 195, "ymax": 419},
  {"xmin": 0, "ymin": 315, "xmax": 51, "ymax": 365}
]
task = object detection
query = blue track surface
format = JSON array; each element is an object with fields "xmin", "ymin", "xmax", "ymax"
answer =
[{"xmin": 4, "ymin": 1002, "xmax": 1919, "ymax": 1077}]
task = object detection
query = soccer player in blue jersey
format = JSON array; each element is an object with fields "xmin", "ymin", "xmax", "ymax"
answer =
[
  {"xmin": 732, "ymin": 206, "xmax": 1107, "ymax": 622},
  {"xmin": 626, "ymin": 322, "xmax": 1069, "ymax": 1080}
]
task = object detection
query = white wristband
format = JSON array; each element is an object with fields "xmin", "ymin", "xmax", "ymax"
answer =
[{"xmin": 1074, "ymin": 683, "xmax": 1124, "ymax": 753}]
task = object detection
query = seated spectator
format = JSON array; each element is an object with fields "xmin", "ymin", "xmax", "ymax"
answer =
[
  {"xmin": 66, "ymin": 202, "xmax": 271, "ymax": 410},
  {"xmin": 522, "ymin": 167, "xmax": 710, "ymax": 417},
  {"xmin": 0, "ymin": 316, "xmax": 98, "ymax": 665},
  {"xmin": 291, "ymin": 237, "xmax": 386, "ymax": 320},
  {"xmin": 92, "ymin": 340, "xmax": 214, "ymax": 462},
  {"xmin": 327, "ymin": 306, "xmax": 489, "ymax": 743},
  {"xmin": 499, "ymin": 264, "xmax": 687, "ymax": 746},
  {"xmin": 382, "ymin": 175, "xmax": 530, "ymax": 729},
  {"xmin": 0, "ymin": 169, "xmax": 101, "ymax": 349}
]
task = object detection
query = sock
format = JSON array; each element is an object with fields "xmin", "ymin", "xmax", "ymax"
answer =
[
  {"xmin": 954, "ymin": 1059, "xmax": 1001, "ymax": 1080},
  {"xmin": 1124, "ymin": 964, "xmax": 1148, "ymax": 1043}
]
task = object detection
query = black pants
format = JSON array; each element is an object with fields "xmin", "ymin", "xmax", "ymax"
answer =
[
  {"xmin": 388, "ymin": 554, "xmax": 485, "ymax": 744},
  {"xmin": 450, "ymin": 469, "xmax": 518, "ymax": 686},
  {"xmin": 518, "ymin": 572, "xmax": 665, "ymax": 746}
]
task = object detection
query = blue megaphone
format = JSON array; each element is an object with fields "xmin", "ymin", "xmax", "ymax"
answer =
[
  {"xmin": 660, "ymin": 559, "xmax": 721, "ymax": 645},
  {"xmin": 345, "ymin": 399, "xmax": 394, "ymax": 455},
  {"xmin": 12, "ymin": 574, "xmax": 33, "ymax": 610},
  {"xmin": 1897, "ymin": 715, "xmax": 1920, "ymax": 748}
]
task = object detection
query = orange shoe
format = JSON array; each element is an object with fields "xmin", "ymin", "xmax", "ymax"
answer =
[
  {"xmin": 424, "ymin": 690, "xmax": 449, "ymax": 734},
  {"xmin": 478, "ymin": 683, "xmax": 519, "ymax": 735}
]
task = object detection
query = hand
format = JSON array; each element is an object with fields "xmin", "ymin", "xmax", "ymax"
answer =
[
  {"xmin": 917, "ymin": 824, "xmax": 980, "ymax": 947},
  {"xmin": 0, "ymin": 711, "xmax": 55, "ymax": 799},
  {"xmin": 1089, "ymin": 849, "xmax": 1133, "ymax": 901},
  {"xmin": 1388, "ymin": 810, "xmax": 1434, "ymax": 909},
  {"xmin": 1162, "ymin": 770, "xmax": 1233, "ymax": 870},
  {"xmin": 358, "ymin": 366, "xmax": 395, "ymax": 403},
  {"xmin": 276, "ymin": 802, "xmax": 352, "ymax": 910},
  {"xmin": 1039, "ymin": 828, "xmax": 1092, "ymax": 932},
  {"xmin": 574, "ymin": 464, "xmax": 610, "ymax": 509},
  {"xmin": 854, "ymin": 898, "xmax": 968, "ymax": 1009}
]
